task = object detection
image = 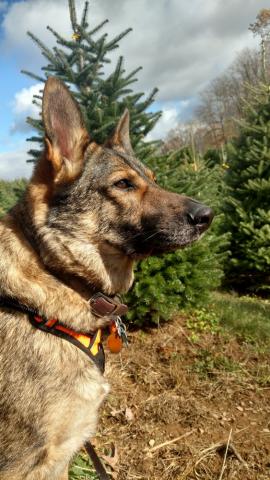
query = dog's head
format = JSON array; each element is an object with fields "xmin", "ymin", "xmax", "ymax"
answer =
[{"xmin": 27, "ymin": 77, "xmax": 213, "ymax": 294}]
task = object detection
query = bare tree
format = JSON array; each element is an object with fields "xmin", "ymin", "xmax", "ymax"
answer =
[
  {"xmin": 194, "ymin": 48, "xmax": 261, "ymax": 150},
  {"xmin": 164, "ymin": 11, "xmax": 270, "ymax": 154},
  {"xmin": 249, "ymin": 9, "xmax": 270, "ymax": 80}
]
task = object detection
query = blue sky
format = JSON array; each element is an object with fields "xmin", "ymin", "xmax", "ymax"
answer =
[{"xmin": 0, "ymin": 0, "xmax": 265, "ymax": 179}]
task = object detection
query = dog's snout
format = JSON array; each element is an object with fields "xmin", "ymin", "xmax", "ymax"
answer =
[{"xmin": 187, "ymin": 202, "xmax": 214, "ymax": 231}]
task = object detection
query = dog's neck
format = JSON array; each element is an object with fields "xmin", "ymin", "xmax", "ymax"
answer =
[{"xmin": 11, "ymin": 200, "xmax": 134, "ymax": 300}]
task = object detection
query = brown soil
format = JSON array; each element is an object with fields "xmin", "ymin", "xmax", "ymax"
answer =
[{"xmin": 95, "ymin": 316, "xmax": 270, "ymax": 480}]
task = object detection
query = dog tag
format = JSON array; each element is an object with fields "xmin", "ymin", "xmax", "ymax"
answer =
[
  {"xmin": 107, "ymin": 317, "xmax": 128, "ymax": 353},
  {"xmin": 107, "ymin": 322, "xmax": 123, "ymax": 353}
]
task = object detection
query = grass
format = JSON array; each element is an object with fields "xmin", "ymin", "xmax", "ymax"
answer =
[
  {"xmin": 186, "ymin": 292, "xmax": 270, "ymax": 347},
  {"xmin": 69, "ymin": 453, "xmax": 97, "ymax": 480},
  {"xmin": 191, "ymin": 348, "xmax": 242, "ymax": 379},
  {"xmin": 211, "ymin": 291, "xmax": 270, "ymax": 346}
]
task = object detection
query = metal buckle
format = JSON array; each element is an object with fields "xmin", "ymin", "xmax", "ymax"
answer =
[{"xmin": 114, "ymin": 316, "xmax": 129, "ymax": 346}]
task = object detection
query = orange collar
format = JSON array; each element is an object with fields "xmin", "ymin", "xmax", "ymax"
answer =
[
  {"xmin": 0, "ymin": 294, "xmax": 128, "ymax": 373},
  {"xmin": 30, "ymin": 315, "xmax": 105, "ymax": 373}
]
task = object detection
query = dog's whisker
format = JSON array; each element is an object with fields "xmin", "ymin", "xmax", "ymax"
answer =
[
  {"xmin": 128, "ymin": 228, "xmax": 168, "ymax": 243},
  {"xmin": 129, "ymin": 229, "xmax": 157, "ymax": 240},
  {"xmin": 141, "ymin": 231, "xmax": 161, "ymax": 243}
]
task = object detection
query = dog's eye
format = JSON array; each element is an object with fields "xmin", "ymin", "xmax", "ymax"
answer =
[{"xmin": 114, "ymin": 179, "xmax": 134, "ymax": 190}]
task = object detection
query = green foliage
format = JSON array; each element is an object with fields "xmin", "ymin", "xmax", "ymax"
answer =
[
  {"xmin": 125, "ymin": 151, "xmax": 229, "ymax": 326},
  {"xmin": 203, "ymin": 148, "xmax": 222, "ymax": 168},
  {"xmin": 0, "ymin": 179, "xmax": 27, "ymax": 217},
  {"xmin": 211, "ymin": 292, "xmax": 270, "ymax": 346},
  {"xmin": 223, "ymin": 84, "xmax": 270, "ymax": 294},
  {"xmin": 23, "ymin": 0, "xmax": 161, "ymax": 162},
  {"xmin": 69, "ymin": 452, "xmax": 97, "ymax": 480},
  {"xmin": 191, "ymin": 349, "xmax": 242, "ymax": 379},
  {"xmin": 186, "ymin": 307, "xmax": 220, "ymax": 341}
]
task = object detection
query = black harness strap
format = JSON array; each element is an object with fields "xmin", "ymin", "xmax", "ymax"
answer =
[
  {"xmin": 0, "ymin": 296, "xmax": 105, "ymax": 373},
  {"xmin": 0, "ymin": 296, "xmax": 38, "ymax": 316},
  {"xmin": 85, "ymin": 441, "xmax": 110, "ymax": 480}
]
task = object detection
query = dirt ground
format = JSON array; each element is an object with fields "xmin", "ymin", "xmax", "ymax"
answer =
[{"xmin": 94, "ymin": 316, "xmax": 270, "ymax": 480}]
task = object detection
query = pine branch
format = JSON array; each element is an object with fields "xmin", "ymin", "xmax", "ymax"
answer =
[
  {"xmin": 54, "ymin": 47, "xmax": 76, "ymax": 82},
  {"xmin": 80, "ymin": 1, "xmax": 89, "ymax": 29},
  {"xmin": 27, "ymin": 148, "xmax": 43, "ymax": 157},
  {"xmin": 88, "ymin": 19, "xmax": 109, "ymax": 36},
  {"xmin": 112, "ymin": 56, "xmax": 124, "ymax": 85},
  {"xmin": 32, "ymin": 99, "xmax": 42, "ymax": 108},
  {"xmin": 106, "ymin": 28, "xmax": 132, "ymax": 50},
  {"xmin": 27, "ymin": 32, "xmax": 56, "ymax": 65},
  {"xmin": 120, "ymin": 78, "xmax": 140, "ymax": 89},
  {"xmin": 76, "ymin": 63, "xmax": 96, "ymax": 84},
  {"xmin": 76, "ymin": 25, "xmax": 97, "ymax": 49},
  {"xmin": 116, "ymin": 88, "xmax": 134, "ymax": 96},
  {"xmin": 125, "ymin": 92, "xmax": 145, "ymax": 104},
  {"xmin": 94, "ymin": 119, "xmax": 116, "ymax": 134},
  {"xmin": 125, "ymin": 66, "xmax": 143, "ymax": 82},
  {"xmin": 33, "ymin": 94, "xmax": 43, "ymax": 100},
  {"xmin": 140, "ymin": 88, "xmax": 159, "ymax": 110},
  {"xmin": 21, "ymin": 70, "xmax": 45, "ymax": 83},
  {"xmin": 69, "ymin": 0, "xmax": 78, "ymax": 32},
  {"xmin": 46, "ymin": 26, "xmax": 75, "ymax": 48},
  {"xmin": 26, "ymin": 117, "xmax": 43, "ymax": 130},
  {"xmin": 26, "ymin": 136, "xmax": 43, "ymax": 143}
]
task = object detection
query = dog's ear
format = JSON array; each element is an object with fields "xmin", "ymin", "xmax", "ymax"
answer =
[
  {"xmin": 42, "ymin": 77, "xmax": 89, "ymax": 184},
  {"xmin": 108, "ymin": 109, "xmax": 133, "ymax": 153}
]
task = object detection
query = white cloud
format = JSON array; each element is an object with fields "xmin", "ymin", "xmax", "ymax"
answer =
[
  {"xmin": 147, "ymin": 107, "xmax": 179, "ymax": 141},
  {"xmin": 0, "ymin": 147, "xmax": 33, "ymax": 180},
  {"xmin": 1, "ymin": 0, "xmax": 76, "ymax": 64},
  {"xmin": 0, "ymin": 0, "xmax": 264, "ymax": 102},
  {"xmin": 11, "ymin": 83, "xmax": 43, "ymax": 134},
  {"xmin": 13, "ymin": 83, "xmax": 42, "ymax": 115}
]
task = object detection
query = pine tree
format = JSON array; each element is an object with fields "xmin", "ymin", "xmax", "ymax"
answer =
[
  {"xmin": 223, "ymin": 83, "xmax": 270, "ymax": 295},
  {"xmin": 0, "ymin": 179, "xmax": 27, "ymax": 217},
  {"xmin": 23, "ymin": 0, "xmax": 161, "ymax": 162}
]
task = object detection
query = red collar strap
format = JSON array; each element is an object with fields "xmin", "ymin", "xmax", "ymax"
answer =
[
  {"xmin": 29, "ymin": 314, "xmax": 105, "ymax": 373},
  {"xmin": 0, "ymin": 293, "xmax": 129, "ymax": 374}
]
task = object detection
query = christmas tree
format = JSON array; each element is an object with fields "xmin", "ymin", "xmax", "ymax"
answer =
[
  {"xmin": 23, "ymin": 0, "xmax": 161, "ymax": 162},
  {"xmin": 0, "ymin": 179, "xmax": 27, "ymax": 217},
  {"xmin": 223, "ymin": 83, "xmax": 270, "ymax": 295}
]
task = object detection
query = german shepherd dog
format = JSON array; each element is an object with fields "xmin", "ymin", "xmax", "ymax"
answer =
[{"xmin": 0, "ymin": 77, "xmax": 213, "ymax": 479}]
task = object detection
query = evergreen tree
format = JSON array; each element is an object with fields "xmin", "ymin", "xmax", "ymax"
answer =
[
  {"xmin": 223, "ymin": 83, "xmax": 270, "ymax": 295},
  {"xmin": 0, "ymin": 179, "xmax": 27, "ymax": 217},
  {"xmin": 23, "ymin": 0, "xmax": 161, "ymax": 162}
]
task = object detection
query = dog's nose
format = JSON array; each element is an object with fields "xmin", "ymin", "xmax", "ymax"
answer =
[{"xmin": 187, "ymin": 202, "xmax": 214, "ymax": 231}]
